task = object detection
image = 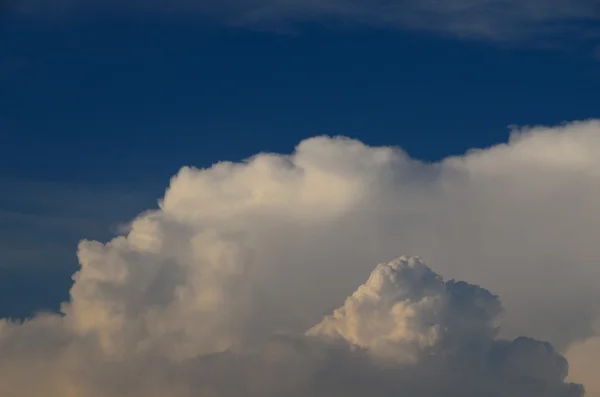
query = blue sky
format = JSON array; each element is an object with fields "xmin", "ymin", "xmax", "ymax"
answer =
[{"xmin": 1, "ymin": 2, "xmax": 600, "ymax": 319}]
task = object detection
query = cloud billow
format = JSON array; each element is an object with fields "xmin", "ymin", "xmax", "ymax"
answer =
[{"xmin": 1, "ymin": 120, "xmax": 600, "ymax": 395}]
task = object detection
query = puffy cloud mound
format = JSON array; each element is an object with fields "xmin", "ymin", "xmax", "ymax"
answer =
[
  {"xmin": 307, "ymin": 257, "xmax": 450, "ymax": 361},
  {"xmin": 307, "ymin": 256, "xmax": 503, "ymax": 361},
  {"xmin": 1, "ymin": 119, "xmax": 600, "ymax": 395}
]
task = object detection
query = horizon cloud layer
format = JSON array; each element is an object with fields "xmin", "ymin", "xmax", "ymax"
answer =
[{"xmin": 1, "ymin": 119, "xmax": 600, "ymax": 395}]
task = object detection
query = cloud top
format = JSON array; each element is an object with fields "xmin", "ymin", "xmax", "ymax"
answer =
[{"xmin": 307, "ymin": 256, "xmax": 504, "ymax": 361}]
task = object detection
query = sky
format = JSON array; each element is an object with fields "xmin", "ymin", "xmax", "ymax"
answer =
[{"xmin": 1, "ymin": 1, "xmax": 600, "ymax": 396}]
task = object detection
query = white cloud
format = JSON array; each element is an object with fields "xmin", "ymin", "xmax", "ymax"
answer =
[
  {"xmin": 0, "ymin": 258, "xmax": 585, "ymax": 397},
  {"xmin": 307, "ymin": 256, "xmax": 504, "ymax": 362},
  {"xmin": 1, "ymin": 119, "xmax": 600, "ymax": 395},
  {"xmin": 0, "ymin": 179, "xmax": 156, "ymax": 318},
  {"xmin": 307, "ymin": 257, "xmax": 451, "ymax": 361}
]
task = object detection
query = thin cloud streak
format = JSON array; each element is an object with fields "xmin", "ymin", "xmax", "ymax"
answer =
[{"xmin": 5, "ymin": 0, "xmax": 600, "ymax": 43}]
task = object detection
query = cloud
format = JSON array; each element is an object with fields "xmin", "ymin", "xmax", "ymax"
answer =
[
  {"xmin": 7, "ymin": 0, "xmax": 600, "ymax": 43},
  {"xmin": 0, "ymin": 178, "xmax": 156, "ymax": 318},
  {"xmin": 1, "ymin": 119, "xmax": 600, "ymax": 395},
  {"xmin": 307, "ymin": 257, "xmax": 503, "ymax": 362},
  {"xmin": 307, "ymin": 257, "xmax": 452, "ymax": 362},
  {"xmin": 566, "ymin": 322, "xmax": 600, "ymax": 397},
  {"xmin": 0, "ymin": 257, "xmax": 584, "ymax": 396}
]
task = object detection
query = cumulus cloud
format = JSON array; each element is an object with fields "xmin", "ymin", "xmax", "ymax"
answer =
[
  {"xmin": 307, "ymin": 257, "xmax": 451, "ymax": 361},
  {"xmin": 307, "ymin": 256, "xmax": 504, "ymax": 362},
  {"xmin": 0, "ymin": 178, "xmax": 156, "ymax": 318},
  {"xmin": 0, "ymin": 257, "xmax": 585, "ymax": 396},
  {"xmin": 7, "ymin": 0, "xmax": 600, "ymax": 43},
  {"xmin": 1, "ymin": 119, "xmax": 600, "ymax": 395}
]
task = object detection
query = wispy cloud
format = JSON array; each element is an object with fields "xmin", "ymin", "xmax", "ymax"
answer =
[{"xmin": 6, "ymin": 0, "xmax": 600, "ymax": 43}]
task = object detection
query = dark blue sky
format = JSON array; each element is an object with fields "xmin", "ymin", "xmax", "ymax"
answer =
[{"xmin": 1, "ymin": 7, "xmax": 599, "ymax": 318}]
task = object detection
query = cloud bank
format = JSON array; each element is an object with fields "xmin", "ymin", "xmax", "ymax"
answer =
[
  {"xmin": 1, "ymin": 119, "xmax": 600, "ymax": 395},
  {"xmin": 0, "ymin": 257, "xmax": 585, "ymax": 397},
  {"xmin": 8, "ymin": 0, "xmax": 600, "ymax": 42}
]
